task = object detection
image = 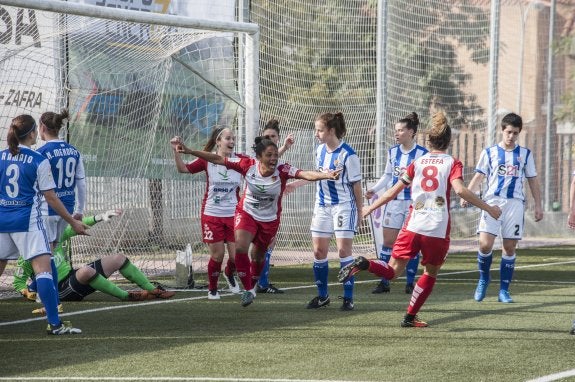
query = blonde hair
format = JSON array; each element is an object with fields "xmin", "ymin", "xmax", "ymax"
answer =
[{"xmin": 427, "ymin": 111, "xmax": 451, "ymax": 151}]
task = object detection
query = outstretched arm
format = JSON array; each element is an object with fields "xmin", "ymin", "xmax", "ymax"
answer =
[
  {"xmin": 296, "ymin": 168, "xmax": 341, "ymax": 181},
  {"xmin": 362, "ymin": 181, "xmax": 406, "ymax": 218},
  {"xmin": 452, "ymin": 178, "xmax": 501, "ymax": 219},
  {"xmin": 44, "ymin": 190, "xmax": 89, "ymax": 236},
  {"xmin": 278, "ymin": 133, "xmax": 294, "ymax": 157},
  {"xmin": 177, "ymin": 146, "xmax": 225, "ymax": 166}
]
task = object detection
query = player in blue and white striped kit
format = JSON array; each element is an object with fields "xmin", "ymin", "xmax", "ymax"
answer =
[
  {"xmin": 0, "ymin": 114, "xmax": 88, "ymax": 334},
  {"xmin": 306, "ymin": 112, "xmax": 363, "ymax": 311},
  {"xmin": 462, "ymin": 112, "xmax": 543, "ymax": 303},
  {"xmin": 36, "ymin": 108, "xmax": 86, "ymax": 246},
  {"xmin": 365, "ymin": 112, "xmax": 428, "ymax": 295}
]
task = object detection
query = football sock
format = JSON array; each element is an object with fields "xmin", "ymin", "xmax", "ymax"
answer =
[
  {"xmin": 500, "ymin": 254, "xmax": 516, "ymax": 291},
  {"xmin": 88, "ymin": 274, "xmax": 128, "ymax": 300},
  {"xmin": 368, "ymin": 259, "xmax": 395, "ymax": 280},
  {"xmin": 477, "ymin": 251, "xmax": 493, "ymax": 282},
  {"xmin": 36, "ymin": 272, "xmax": 60, "ymax": 326},
  {"xmin": 406, "ymin": 273, "xmax": 436, "ymax": 316},
  {"xmin": 340, "ymin": 256, "xmax": 355, "ymax": 299},
  {"xmin": 313, "ymin": 259, "xmax": 329, "ymax": 298},
  {"xmin": 207, "ymin": 258, "xmax": 222, "ymax": 291},
  {"xmin": 50, "ymin": 257, "xmax": 60, "ymax": 305},
  {"xmin": 405, "ymin": 253, "xmax": 420, "ymax": 285},
  {"xmin": 225, "ymin": 258, "xmax": 236, "ymax": 278},
  {"xmin": 235, "ymin": 252, "xmax": 253, "ymax": 290},
  {"xmin": 119, "ymin": 259, "xmax": 155, "ymax": 291},
  {"xmin": 378, "ymin": 246, "xmax": 392, "ymax": 284},
  {"xmin": 250, "ymin": 260, "xmax": 264, "ymax": 286},
  {"xmin": 258, "ymin": 248, "xmax": 273, "ymax": 288}
]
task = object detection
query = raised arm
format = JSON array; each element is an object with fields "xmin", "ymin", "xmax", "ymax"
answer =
[
  {"xmin": 278, "ymin": 133, "xmax": 295, "ymax": 157},
  {"xmin": 170, "ymin": 136, "xmax": 190, "ymax": 173},
  {"xmin": 177, "ymin": 145, "xmax": 225, "ymax": 166}
]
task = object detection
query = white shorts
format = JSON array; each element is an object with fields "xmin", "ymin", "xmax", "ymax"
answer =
[
  {"xmin": 381, "ymin": 199, "xmax": 411, "ymax": 230},
  {"xmin": 0, "ymin": 230, "xmax": 51, "ymax": 261},
  {"xmin": 310, "ymin": 203, "xmax": 357, "ymax": 239},
  {"xmin": 44, "ymin": 215, "xmax": 67, "ymax": 244},
  {"xmin": 478, "ymin": 198, "xmax": 524, "ymax": 240}
]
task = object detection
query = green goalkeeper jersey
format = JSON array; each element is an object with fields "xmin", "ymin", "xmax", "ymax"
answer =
[{"xmin": 12, "ymin": 216, "xmax": 99, "ymax": 292}]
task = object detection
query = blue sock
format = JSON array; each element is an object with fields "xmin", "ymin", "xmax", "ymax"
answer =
[
  {"xmin": 405, "ymin": 253, "xmax": 420, "ymax": 285},
  {"xmin": 258, "ymin": 248, "xmax": 272, "ymax": 288},
  {"xmin": 477, "ymin": 251, "xmax": 493, "ymax": 282},
  {"xmin": 500, "ymin": 254, "xmax": 516, "ymax": 291},
  {"xmin": 313, "ymin": 260, "xmax": 329, "ymax": 298},
  {"xmin": 340, "ymin": 257, "xmax": 354, "ymax": 299},
  {"xmin": 50, "ymin": 257, "xmax": 60, "ymax": 305},
  {"xmin": 36, "ymin": 272, "xmax": 60, "ymax": 326},
  {"xmin": 378, "ymin": 246, "xmax": 392, "ymax": 284}
]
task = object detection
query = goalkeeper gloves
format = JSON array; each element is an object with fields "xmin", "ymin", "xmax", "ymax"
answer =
[
  {"xmin": 20, "ymin": 288, "xmax": 37, "ymax": 302},
  {"xmin": 95, "ymin": 208, "xmax": 123, "ymax": 222}
]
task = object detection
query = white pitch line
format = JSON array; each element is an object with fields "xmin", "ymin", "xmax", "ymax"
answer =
[
  {"xmin": 525, "ymin": 369, "xmax": 575, "ymax": 382},
  {"xmin": 2, "ymin": 258, "xmax": 575, "ymax": 327},
  {"xmin": 0, "ymin": 377, "xmax": 373, "ymax": 382}
]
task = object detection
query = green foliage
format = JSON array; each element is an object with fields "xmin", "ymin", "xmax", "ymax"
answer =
[{"xmin": 555, "ymin": 35, "xmax": 575, "ymax": 123}]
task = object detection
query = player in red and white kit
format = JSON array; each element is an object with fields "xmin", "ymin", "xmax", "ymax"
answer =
[
  {"xmin": 171, "ymin": 128, "xmax": 245, "ymax": 299},
  {"xmin": 177, "ymin": 136, "xmax": 341, "ymax": 307},
  {"xmin": 338, "ymin": 112, "xmax": 501, "ymax": 327}
]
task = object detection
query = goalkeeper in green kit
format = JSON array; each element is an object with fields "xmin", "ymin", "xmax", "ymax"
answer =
[{"xmin": 14, "ymin": 209, "xmax": 175, "ymax": 314}]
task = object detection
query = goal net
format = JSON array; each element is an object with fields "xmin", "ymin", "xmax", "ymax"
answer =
[{"xmin": 0, "ymin": 0, "xmax": 259, "ymax": 291}]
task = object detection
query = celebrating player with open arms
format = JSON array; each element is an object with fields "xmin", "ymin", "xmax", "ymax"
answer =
[
  {"xmin": 339, "ymin": 112, "xmax": 501, "ymax": 327},
  {"xmin": 175, "ymin": 135, "xmax": 340, "ymax": 307},
  {"xmin": 462, "ymin": 112, "xmax": 543, "ymax": 303},
  {"xmin": 171, "ymin": 127, "xmax": 244, "ymax": 299}
]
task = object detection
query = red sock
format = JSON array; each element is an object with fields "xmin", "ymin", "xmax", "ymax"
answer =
[
  {"xmin": 234, "ymin": 252, "xmax": 252, "ymax": 290},
  {"xmin": 406, "ymin": 273, "xmax": 436, "ymax": 316},
  {"xmin": 250, "ymin": 260, "xmax": 265, "ymax": 285},
  {"xmin": 207, "ymin": 258, "xmax": 222, "ymax": 291},
  {"xmin": 225, "ymin": 258, "xmax": 236, "ymax": 276},
  {"xmin": 368, "ymin": 260, "xmax": 395, "ymax": 280}
]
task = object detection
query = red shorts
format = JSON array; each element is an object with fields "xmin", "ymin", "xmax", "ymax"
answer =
[
  {"xmin": 234, "ymin": 209, "xmax": 280, "ymax": 252},
  {"xmin": 201, "ymin": 215, "xmax": 235, "ymax": 244},
  {"xmin": 392, "ymin": 229, "xmax": 450, "ymax": 267}
]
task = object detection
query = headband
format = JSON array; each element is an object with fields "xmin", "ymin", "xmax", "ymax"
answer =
[{"xmin": 16, "ymin": 122, "xmax": 37, "ymax": 139}]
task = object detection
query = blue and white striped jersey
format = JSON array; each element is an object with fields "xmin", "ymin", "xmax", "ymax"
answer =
[
  {"xmin": 475, "ymin": 143, "xmax": 537, "ymax": 201},
  {"xmin": 36, "ymin": 140, "xmax": 85, "ymax": 215},
  {"xmin": 384, "ymin": 143, "xmax": 428, "ymax": 200},
  {"xmin": 0, "ymin": 145, "xmax": 55, "ymax": 232},
  {"xmin": 314, "ymin": 141, "xmax": 361, "ymax": 206}
]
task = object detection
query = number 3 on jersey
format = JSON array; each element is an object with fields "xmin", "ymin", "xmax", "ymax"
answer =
[
  {"xmin": 5, "ymin": 164, "xmax": 20, "ymax": 197},
  {"xmin": 420, "ymin": 165, "xmax": 439, "ymax": 192}
]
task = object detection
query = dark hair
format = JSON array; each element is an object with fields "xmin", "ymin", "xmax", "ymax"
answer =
[
  {"xmin": 7, "ymin": 115, "xmax": 37, "ymax": 156},
  {"xmin": 40, "ymin": 108, "xmax": 69, "ymax": 135},
  {"xmin": 263, "ymin": 118, "xmax": 280, "ymax": 135},
  {"xmin": 204, "ymin": 126, "xmax": 230, "ymax": 152},
  {"xmin": 398, "ymin": 112, "xmax": 419, "ymax": 134},
  {"xmin": 252, "ymin": 136, "xmax": 277, "ymax": 157},
  {"xmin": 316, "ymin": 111, "xmax": 346, "ymax": 139},
  {"xmin": 427, "ymin": 111, "xmax": 451, "ymax": 151},
  {"xmin": 501, "ymin": 112, "xmax": 523, "ymax": 132}
]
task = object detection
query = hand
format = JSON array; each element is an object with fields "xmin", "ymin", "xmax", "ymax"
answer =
[
  {"xmin": 283, "ymin": 133, "xmax": 295, "ymax": 150},
  {"xmin": 327, "ymin": 168, "xmax": 342, "ymax": 180},
  {"xmin": 534, "ymin": 207, "xmax": 543, "ymax": 222},
  {"xmin": 568, "ymin": 212, "xmax": 575, "ymax": 229},
  {"xmin": 361, "ymin": 205, "xmax": 373, "ymax": 219},
  {"xmin": 460, "ymin": 199, "xmax": 470, "ymax": 208},
  {"xmin": 365, "ymin": 189, "xmax": 375, "ymax": 199},
  {"xmin": 20, "ymin": 288, "xmax": 37, "ymax": 302},
  {"xmin": 96, "ymin": 208, "xmax": 123, "ymax": 222},
  {"xmin": 70, "ymin": 219, "xmax": 90, "ymax": 236},
  {"xmin": 487, "ymin": 205, "xmax": 502, "ymax": 220},
  {"xmin": 170, "ymin": 136, "xmax": 184, "ymax": 152},
  {"xmin": 73, "ymin": 212, "xmax": 83, "ymax": 220}
]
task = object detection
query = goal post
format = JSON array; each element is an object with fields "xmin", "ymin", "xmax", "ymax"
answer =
[{"xmin": 0, "ymin": 0, "xmax": 259, "ymax": 290}]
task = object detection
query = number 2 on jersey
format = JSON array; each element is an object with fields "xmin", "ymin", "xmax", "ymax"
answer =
[{"xmin": 420, "ymin": 165, "xmax": 439, "ymax": 192}]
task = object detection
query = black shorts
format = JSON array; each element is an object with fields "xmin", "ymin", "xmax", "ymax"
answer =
[{"xmin": 58, "ymin": 259, "xmax": 104, "ymax": 301}]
